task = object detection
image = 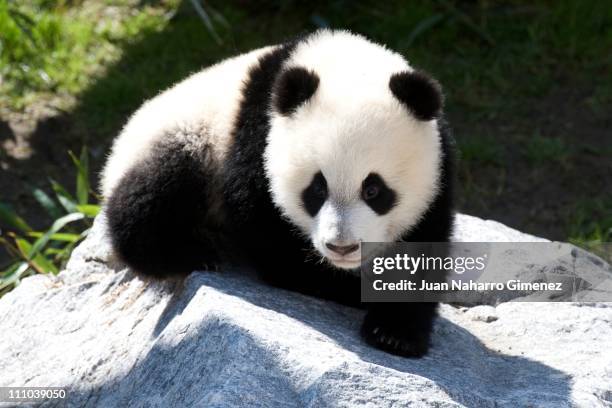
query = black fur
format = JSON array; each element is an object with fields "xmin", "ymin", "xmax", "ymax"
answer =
[
  {"xmin": 105, "ymin": 35, "xmax": 456, "ymax": 359},
  {"xmin": 389, "ymin": 71, "xmax": 443, "ymax": 121},
  {"xmin": 361, "ymin": 302, "xmax": 437, "ymax": 356},
  {"xmin": 222, "ymin": 43, "xmax": 296, "ymax": 226},
  {"xmin": 223, "ymin": 43, "xmax": 361, "ymax": 306},
  {"xmin": 224, "ymin": 40, "xmax": 455, "ymax": 358},
  {"xmin": 301, "ymin": 171, "xmax": 328, "ymax": 216},
  {"xmin": 106, "ymin": 138, "xmax": 223, "ymax": 278},
  {"xmin": 273, "ymin": 67, "xmax": 320, "ymax": 115},
  {"xmin": 361, "ymin": 173, "xmax": 396, "ymax": 215}
]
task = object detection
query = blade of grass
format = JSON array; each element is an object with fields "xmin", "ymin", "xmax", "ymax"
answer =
[
  {"xmin": 0, "ymin": 262, "xmax": 30, "ymax": 292},
  {"xmin": 32, "ymin": 187, "xmax": 64, "ymax": 219},
  {"xmin": 79, "ymin": 227, "xmax": 91, "ymax": 239},
  {"xmin": 75, "ymin": 204, "xmax": 100, "ymax": 218},
  {"xmin": 404, "ymin": 13, "xmax": 446, "ymax": 48},
  {"xmin": 188, "ymin": 0, "xmax": 223, "ymax": 45},
  {"xmin": 6, "ymin": 7, "xmax": 36, "ymax": 46},
  {"xmin": 208, "ymin": 3, "xmax": 230, "ymax": 28},
  {"xmin": 1, "ymin": 261, "xmax": 23, "ymax": 278},
  {"xmin": 49, "ymin": 179, "xmax": 77, "ymax": 213},
  {"xmin": 28, "ymin": 212, "xmax": 85, "ymax": 259},
  {"xmin": 0, "ymin": 203, "xmax": 32, "ymax": 233},
  {"xmin": 27, "ymin": 231, "xmax": 82, "ymax": 242},
  {"xmin": 55, "ymin": 239, "xmax": 80, "ymax": 269},
  {"xmin": 437, "ymin": 0, "xmax": 495, "ymax": 46},
  {"xmin": 15, "ymin": 238, "xmax": 58, "ymax": 274},
  {"xmin": 0, "ymin": 236, "xmax": 21, "ymax": 259},
  {"xmin": 69, "ymin": 148, "xmax": 90, "ymax": 205}
]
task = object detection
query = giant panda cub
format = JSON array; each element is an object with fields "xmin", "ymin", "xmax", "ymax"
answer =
[{"xmin": 102, "ymin": 30, "xmax": 454, "ymax": 357}]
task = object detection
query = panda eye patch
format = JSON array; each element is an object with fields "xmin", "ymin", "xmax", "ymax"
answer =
[
  {"xmin": 361, "ymin": 173, "xmax": 397, "ymax": 215},
  {"xmin": 302, "ymin": 171, "xmax": 328, "ymax": 216},
  {"xmin": 312, "ymin": 178, "xmax": 327, "ymax": 198}
]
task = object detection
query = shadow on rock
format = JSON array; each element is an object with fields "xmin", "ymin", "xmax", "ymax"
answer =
[{"xmin": 64, "ymin": 270, "xmax": 571, "ymax": 407}]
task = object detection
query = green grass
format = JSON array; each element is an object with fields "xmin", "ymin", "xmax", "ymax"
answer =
[
  {"xmin": 3, "ymin": 1, "xmax": 611, "ymax": 116},
  {"xmin": 0, "ymin": 148, "xmax": 100, "ymax": 297},
  {"xmin": 523, "ymin": 134, "xmax": 572, "ymax": 167},
  {"xmin": 568, "ymin": 198, "xmax": 612, "ymax": 263},
  {"xmin": 459, "ymin": 135, "xmax": 503, "ymax": 167},
  {"xmin": 0, "ymin": 0, "xmax": 610, "ymax": 291},
  {"xmin": 1, "ymin": 0, "xmax": 610, "ymax": 117},
  {"xmin": 568, "ymin": 199, "xmax": 612, "ymax": 242},
  {"xmin": 0, "ymin": 0, "xmax": 180, "ymax": 110}
]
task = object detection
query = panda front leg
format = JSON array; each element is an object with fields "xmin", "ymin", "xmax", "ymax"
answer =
[
  {"xmin": 105, "ymin": 140, "xmax": 219, "ymax": 278},
  {"xmin": 361, "ymin": 302, "xmax": 437, "ymax": 357}
]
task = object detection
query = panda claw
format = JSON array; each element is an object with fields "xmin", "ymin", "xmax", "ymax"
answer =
[{"xmin": 361, "ymin": 316, "xmax": 431, "ymax": 358}]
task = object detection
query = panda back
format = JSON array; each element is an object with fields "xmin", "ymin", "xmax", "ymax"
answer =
[{"xmin": 100, "ymin": 46, "xmax": 276, "ymax": 198}]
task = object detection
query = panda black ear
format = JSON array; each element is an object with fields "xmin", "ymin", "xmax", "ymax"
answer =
[
  {"xmin": 273, "ymin": 67, "xmax": 319, "ymax": 116},
  {"xmin": 389, "ymin": 71, "xmax": 443, "ymax": 121}
]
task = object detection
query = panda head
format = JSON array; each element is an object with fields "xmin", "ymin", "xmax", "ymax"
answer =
[{"xmin": 264, "ymin": 40, "xmax": 444, "ymax": 270}]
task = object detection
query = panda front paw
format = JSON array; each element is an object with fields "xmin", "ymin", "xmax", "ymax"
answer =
[{"xmin": 360, "ymin": 313, "xmax": 430, "ymax": 358}]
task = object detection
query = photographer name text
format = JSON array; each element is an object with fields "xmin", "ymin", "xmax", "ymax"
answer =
[{"xmin": 372, "ymin": 279, "xmax": 563, "ymax": 292}]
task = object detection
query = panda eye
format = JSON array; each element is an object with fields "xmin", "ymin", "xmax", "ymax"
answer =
[
  {"xmin": 362, "ymin": 184, "xmax": 380, "ymax": 201},
  {"xmin": 361, "ymin": 173, "xmax": 397, "ymax": 215},
  {"xmin": 313, "ymin": 180, "xmax": 327, "ymax": 198}
]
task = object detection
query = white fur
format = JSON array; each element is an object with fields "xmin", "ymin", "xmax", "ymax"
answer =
[
  {"xmin": 101, "ymin": 30, "xmax": 443, "ymax": 271},
  {"xmin": 264, "ymin": 31, "xmax": 442, "ymax": 270},
  {"xmin": 100, "ymin": 46, "xmax": 274, "ymax": 197}
]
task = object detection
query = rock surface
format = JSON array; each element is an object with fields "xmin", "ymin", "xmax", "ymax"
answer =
[
  {"xmin": 453, "ymin": 214, "xmax": 612, "ymax": 305},
  {"xmin": 1, "ymin": 214, "xmax": 611, "ymax": 407}
]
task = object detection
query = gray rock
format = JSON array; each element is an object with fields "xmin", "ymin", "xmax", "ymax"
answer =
[
  {"xmin": 452, "ymin": 214, "xmax": 612, "ymax": 305},
  {"xmin": 452, "ymin": 214, "xmax": 548, "ymax": 243},
  {"xmin": 464, "ymin": 305, "xmax": 498, "ymax": 323},
  {"xmin": 0, "ymin": 214, "xmax": 611, "ymax": 407}
]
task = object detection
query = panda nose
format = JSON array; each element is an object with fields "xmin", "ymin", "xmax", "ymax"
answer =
[{"xmin": 325, "ymin": 242, "xmax": 360, "ymax": 256}]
